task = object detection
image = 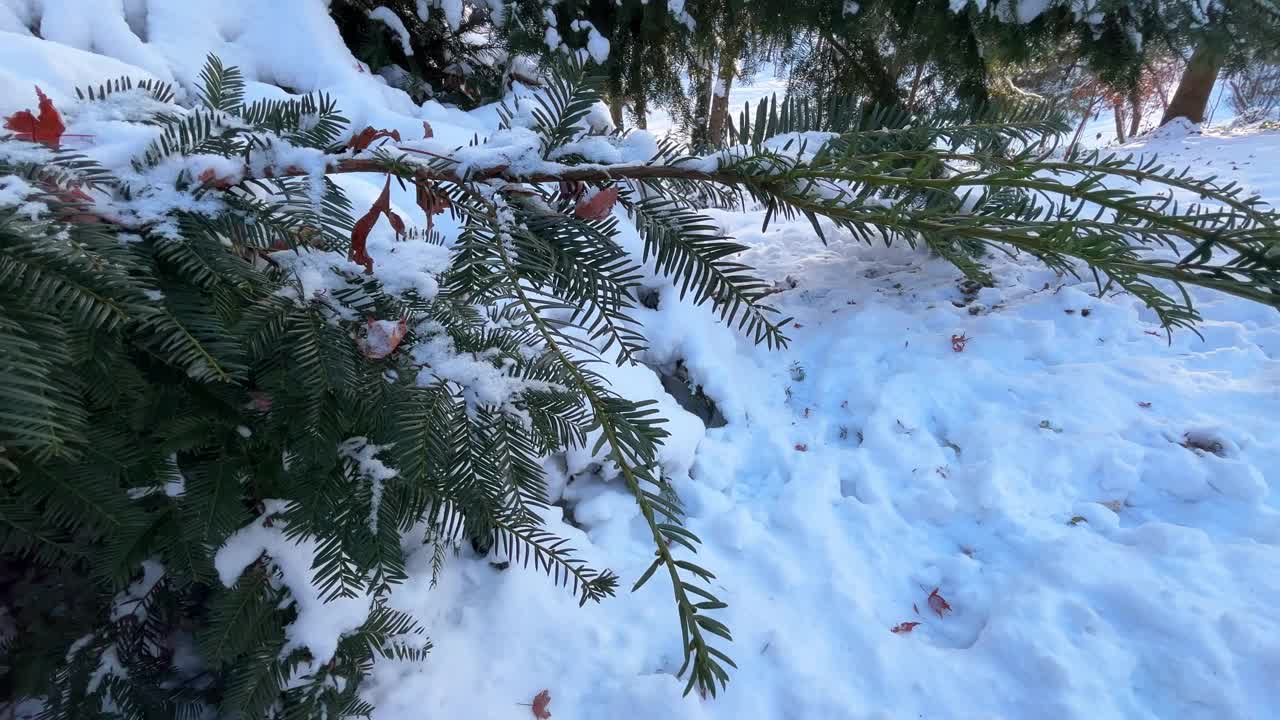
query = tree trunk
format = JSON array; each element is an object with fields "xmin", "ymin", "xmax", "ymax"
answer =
[
  {"xmin": 825, "ymin": 31, "xmax": 902, "ymax": 108},
  {"xmin": 1127, "ymin": 86, "xmax": 1143, "ymax": 138},
  {"xmin": 1066, "ymin": 95, "xmax": 1099, "ymax": 157},
  {"xmin": 1113, "ymin": 100, "xmax": 1127, "ymax": 143},
  {"xmin": 629, "ymin": 54, "xmax": 648, "ymax": 129},
  {"xmin": 608, "ymin": 95, "xmax": 624, "ymax": 129},
  {"xmin": 631, "ymin": 100, "xmax": 648, "ymax": 129},
  {"xmin": 906, "ymin": 63, "xmax": 926, "ymax": 110},
  {"xmin": 707, "ymin": 34, "xmax": 742, "ymax": 148},
  {"xmin": 688, "ymin": 49, "xmax": 714, "ymax": 149},
  {"xmin": 1160, "ymin": 42, "xmax": 1223, "ymax": 125}
]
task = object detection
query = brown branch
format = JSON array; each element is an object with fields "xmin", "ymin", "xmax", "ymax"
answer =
[{"xmin": 311, "ymin": 157, "xmax": 738, "ymax": 185}]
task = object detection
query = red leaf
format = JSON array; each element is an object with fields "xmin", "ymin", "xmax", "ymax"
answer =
[
  {"xmin": 890, "ymin": 621, "xmax": 921, "ymax": 634},
  {"xmin": 348, "ymin": 126, "xmax": 401, "ymax": 153},
  {"xmin": 348, "ymin": 175, "xmax": 405, "ymax": 273},
  {"xmin": 573, "ymin": 186, "xmax": 618, "ymax": 221},
  {"xmin": 5, "ymin": 86, "xmax": 65, "ymax": 147},
  {"xmin": 559, "ymin": 180, "xmax": 585, "ymax": 201},
  {"xmin": 422, "ymin": 120, "xmax": 434, "ymax": 138},
  {"xmin": 794, "ymin": 443, "xmax": 808, "ymax": 452},
  {"xmin": 197, "ymin": 167, "xmax": 237, "ymax": 190},
  {"xmin": 248, "ymin": 391, "xmax": 273, "ymax": 413},
  {"xmin": 415, "ymin": 181, "xmax": 450, "ymax": 216},
  {"xmin": 951, "ymin": 333, "xmax": 969, "ymax": 352},
  {"xmin": 531, "ymin": 689, "xmax": 552, "ymax": 720},
  {"xmin": 386, "ymin": 208, "xmax": 405, "ymax": 236},
  {"xmin": 927, "ymin": 587, "xmax": 952, "ymax": 619},
  {"xmin": 349, "ymin": 207, "xmax": 378, "ymax": 273},
  {"xmin": 360, "ymin": 318, "xmax": 408, "ymax": 359}
]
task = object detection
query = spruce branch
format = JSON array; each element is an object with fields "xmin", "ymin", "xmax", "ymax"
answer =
[{"xmin": 491, "ymin": 231, "xmax": 734, "ymax": 696}]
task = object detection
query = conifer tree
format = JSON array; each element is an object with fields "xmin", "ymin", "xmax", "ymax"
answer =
[{"xmin": 3, "ymin": 54, "xmax": 1279, "ymax": 719}]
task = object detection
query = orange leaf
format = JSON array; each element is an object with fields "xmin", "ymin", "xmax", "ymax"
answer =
[
  {"xmin": 360, "ymin": 318, "xmax": 408, "ymax": 359},
  {"xmin": 415, "ymin": 181, "xmax": 450, "ymax": 216},
  {"xmin": 349, "ymin": 206, "xmax": 379, "ymax": 272},
  {"xmin": 422, "ymin": 120, "xmax": 434, "ymax": 138},
  {"xmin": 890, "ymin": 621, "xmax": 921, "ymax": 634},
  {"xmin": 927, "ymin": 587, "xmax": 952, "ymax": 619},
  {"xmin": 531, "ymin": 689, "xmax": 552, "ymax": 720},
  {"xmin": 5, "ymin": 86, "xmax": 65, "ymax": 147},
  {"xmin": 197, "ymin": 167, "xmax": 237, "ymax": 190},
  {"xmin": 348, "ymin": 175, "xmax": 405, "ymax": 272},
  {"xmin": 348, "ymin": 126, "xmax": 402, "ymax": 153},
  {"xmin": 573, "ymin": 186, "xmax": 618, "ymax": 221}
]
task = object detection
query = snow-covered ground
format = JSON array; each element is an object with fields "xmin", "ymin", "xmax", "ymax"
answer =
[
  {"xmin": 4, "ymin": 4, "xmax": 1279, "ymax": 719},
  {"xmin": 367, "ymin": 123, "xmax": 1280, "ymax": 720}
]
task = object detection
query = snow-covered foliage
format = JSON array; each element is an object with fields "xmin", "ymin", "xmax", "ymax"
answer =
[{"xmin": 3, "ymin": 2, "xmax": 1280, "ymax": 719}]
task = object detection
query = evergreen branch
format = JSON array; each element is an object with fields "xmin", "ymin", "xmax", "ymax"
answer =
[
  {"xmin": 490, "ymin": 514, "xmax": 619, "ymax": 606},
  {"xmin": 491, "ymin": 235, "xmax": 734, "ymax": 697}
]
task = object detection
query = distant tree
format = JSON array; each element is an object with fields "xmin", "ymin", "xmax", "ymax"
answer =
[
  {"xmin": 330, "ymin": 0, "xmax": 509, "ymax": 106},
  {"xmin": 1227, "ymin": 62, "xmax": 1280, "ymax": 120},
  {"xmin": 503, "ymin": 0, "xmax": 695, "ymax": 128},
  {"xmin": 1152, "ymin": 0, "xmax": 1280, "ymax": 125}
]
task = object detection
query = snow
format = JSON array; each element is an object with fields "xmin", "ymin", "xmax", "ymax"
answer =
[
  {"xmin": 215, "ymin": 499, "xmax": 375, "ymax": 665},
  {"xmin": 369, "ymin": 7, "xmax": 414, "ymax": 57},
  {"xmin": 5, "ymin": 4, "xmax": 1280, "ymax": 720},
  {"xmin": 365, "ymin": 121, "xmax": 1280, "ymax": 720},
  {"xmin": 338, "ymin": 437, "xmax": 399, "ymax": 533}
]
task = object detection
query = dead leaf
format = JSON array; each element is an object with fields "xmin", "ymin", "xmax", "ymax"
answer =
[
  {"xmin": 573, "ymin": 186, "xmax": 618, "ymax": 221},
  {"xmin": 349, "ymin": 210, "xmax": 378, "ymax": 272},
  {"xmin": 890, "ymin": 621, "xmax": 921, "ymax": 634},
  {"xmin": 51, "ymin": 185, "xmax": 100, "ymax": 224},
  {"xmin": 927, "ymin": 587, "xmax": 952, "ymax": 619},
  {"xmin": 348, "ymin": 126, "xmax": 401, "ymax": 153},
  {"xmin": 415, "ymin": 181, "xmax": 450, "ymax": 216},
  {"xmin": 951, "ymin": 333, "xmax": 969, "ymax": 352},
  {"xmin": 794, "ymin": 443, "xmax": 808, "ymax": 452},
  {"xmin": 559, "ymin": 180, "xmax": 585, "ymax": 201},
  {"xmin": 531, "ymin": 689, "xmax": 552, "ymax": 720},
  {"xmin": 5, "ymin": 86, "xmax": 66, "ymax": 147},
  {"xmin": 248, "ymin": 391, "xmax": 273, "ymax": 413},
  {"xmin": 348, "ymin": 175, "xmax": 405, "ymax": 272},
  {"xmin": 359, "ymin": 318, "xmax": 408, "ymax": 359},
  {"xmin": 1137, "ymin": 401, "xmax": 1152, "ymax": 408},
  {"xmin": 197, "ymin": 167, "xmax": 237, "ymax": 189},
  {"xmin": 422, "ymin": 120, "xmax": 434, "ymax": 138}
]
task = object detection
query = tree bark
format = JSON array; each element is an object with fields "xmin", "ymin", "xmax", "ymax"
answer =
[
  {"xmin": 1113, "ymin": 100, "xmax": 1127, "ymax": 143},
  {"xmin": 1160, "ymin": 42, "xmax": 1223, "ymax": 125},
  {"xmin": 824, "ymin": 31, "xmax": 902, "ymax": 108},
  {"xmin": 688, "ymin": 48, "xmax": 714, "ymax": 149},
  {"xmin": 1066, "ymin": 95, "xmax": 1099, "ymax": 157},
  {"xmin": 608, "ymin": 95, "xmax": 624, "ymax": 129},
  {"xmin": 906, "ymin": 64, "xmax": 926, "ymax": 110},
  {"xmin": 1127, "ymin": 86, "xmax": 1143, "ymax": 138},
  {"xmin": 707, "ymin": 34, "xmax": 742, "ymax": 148},
  {"xmin": 629, "ymin": 54, "xmax": 648, "ymax": 130}
]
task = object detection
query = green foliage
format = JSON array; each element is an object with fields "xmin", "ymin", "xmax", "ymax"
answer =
[
  {"xmin": 0, "ymin": 56, "xmax": 624, "ymax": 718},
  {"xmin": 329, "ymin": 0, "xmax": 510, "ymax": 106},
  {"xmin": 711, "ymin": 93, "xmax": 1280, "ymax": 332},
  {"xmin": 5, "ymin": 46, "xmax": 1280, "ymax": 720}
]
